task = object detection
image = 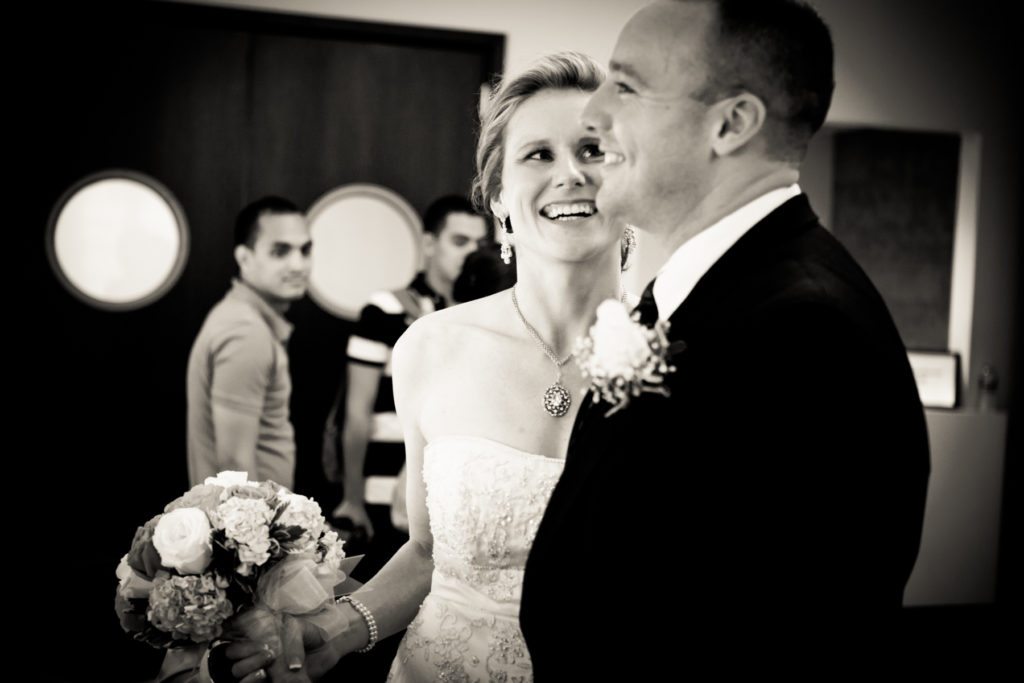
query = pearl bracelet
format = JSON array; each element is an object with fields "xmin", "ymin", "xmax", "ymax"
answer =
[{"xmin": 336, "ymin": 595, "xmax": 378, "ymax": 653}]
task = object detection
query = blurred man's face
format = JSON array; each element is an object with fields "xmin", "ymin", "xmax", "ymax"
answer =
[
  {"xmin": 237, "ymin": 212, "xmax": 312, "ymax": 304},
  {"xmin": 425, "ymin": 212, "xmax": 489, "ymax": 284}
]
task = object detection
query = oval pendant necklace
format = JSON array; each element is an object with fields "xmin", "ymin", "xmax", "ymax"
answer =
[
  {"xmin": 510, "ymin": 286, "xmax": 626, "ymax": 418},
  {"xmin": 511, "ymin": 286, "xmax": 573, "ymax": 417}
]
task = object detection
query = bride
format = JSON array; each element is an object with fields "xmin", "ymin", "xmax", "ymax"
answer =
[
  {"xmin": 226, "ymin": 51, "xmax": 633, "ymax": 682},
  {"xmin": 384, "ymin": 51, "xmax": 632, "ymax": 681}
]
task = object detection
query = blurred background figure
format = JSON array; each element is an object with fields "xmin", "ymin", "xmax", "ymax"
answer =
[
  {"xmin": 319, "ymin": 194, "xmax": 487, "ymax": 679},
  {"xmin": 163, "ymin": 196, "xmax": 310, "ymax": 682},
  {"xmin": 186, "ymin": 196, "xmax": 311, "ymax": 490},
  {"xmin": 453, "ymin": 237, "xmax": 518, "ymax": 304},
  {"xmin": 322, "ymin": 195, "xmax": 488, "ymax": 564}
]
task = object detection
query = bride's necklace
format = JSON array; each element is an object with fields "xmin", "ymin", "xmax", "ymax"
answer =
[{"xmin": 511, "ymin": 285, "xmax": 627, "ymax": 418}]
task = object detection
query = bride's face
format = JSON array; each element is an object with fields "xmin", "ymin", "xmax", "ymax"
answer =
[{"xmin": 493, "ymin": 88, "xmax": 622, "ymax": 265}]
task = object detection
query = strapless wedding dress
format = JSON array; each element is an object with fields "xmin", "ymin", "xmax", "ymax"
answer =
[{"xmin": 387, "ymin": 435, "xmax": 564, "ymax": 682}]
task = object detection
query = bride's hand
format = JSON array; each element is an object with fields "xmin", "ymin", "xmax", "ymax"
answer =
[
  {"xmin": 219, "ymin": 608, "xmax": 311, "ymax": 682},
  {"xmin": 223, "ymin": 610, "xmax": 349, "ymax": 682},
  {"xmin": 285, "ymin": 613, "xmax": 345, "ymax": 681}
]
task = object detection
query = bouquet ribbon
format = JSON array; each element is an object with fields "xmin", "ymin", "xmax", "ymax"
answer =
[{"xmin": 255, "ymin": 553, "xmax": 348, "ymax": 641}]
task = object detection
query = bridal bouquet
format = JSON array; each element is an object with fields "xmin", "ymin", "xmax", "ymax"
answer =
[{"xmin": 114, "ymin": 471, "xmax": 348, "ymax": 649}]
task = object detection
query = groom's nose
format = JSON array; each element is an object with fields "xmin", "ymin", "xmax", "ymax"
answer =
[
  {"xmin": 582, "ymin": 82, "xmax": 613, "ymax": 133},
  {"xmin": 554, "ymin": 156, "xmax": 587, "ymax": 188}
]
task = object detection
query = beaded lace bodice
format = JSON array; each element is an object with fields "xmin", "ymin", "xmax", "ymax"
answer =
[
  {"xmin": 424, "ymin": 435, "xmax": 564, "ymax": 603},
  {"xmin": 387, "ymin": 435, "xmax": 563, "ymax": 683}
]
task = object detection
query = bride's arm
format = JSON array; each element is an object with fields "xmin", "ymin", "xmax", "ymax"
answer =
[
  {"xmin": 224, "ymin": 322, "xmax": 437, "ymax": 680},
  {"xmin": 323, "ymin": 319, "xmax": 437, "ymax": 651}
]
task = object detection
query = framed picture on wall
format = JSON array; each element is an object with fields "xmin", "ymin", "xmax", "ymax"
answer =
[
  {"xmin": 801, "ymin": 125, "xmax": 982, "ymax": 398},
  {"xmin": 907, "ymin": 351, "xmax": 960, "ymax": 409}
]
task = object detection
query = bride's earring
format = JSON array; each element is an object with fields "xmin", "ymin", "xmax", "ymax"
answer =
[
  {"xmin": 621, "ymin": 224, "xmax": 637, "ymax": 271},
  {"xmin": 500, "ymin": 216, "xmax": 514, "ymax": 265}
]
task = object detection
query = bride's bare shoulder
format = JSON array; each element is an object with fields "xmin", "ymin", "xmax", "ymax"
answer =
[
  {"xmin": 434, "ymin": 291, "xmax": 510, "ymax": 327},
  {"xmin": 393, "ymin": 290, "xmax": 510, "ymax": 367}
]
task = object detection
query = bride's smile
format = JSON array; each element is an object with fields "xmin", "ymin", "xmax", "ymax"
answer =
[{"xmin": 492, "ymin": 88, "xmax": 621, "ymax": 264}]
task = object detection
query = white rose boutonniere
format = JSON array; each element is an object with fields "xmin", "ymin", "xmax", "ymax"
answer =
[{"xmin": 574, "ymin": 299, "xmax": 677, "ymax": 416}]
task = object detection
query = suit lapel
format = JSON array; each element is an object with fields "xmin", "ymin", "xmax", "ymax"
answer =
[
  {"xmin": 666, "ymin": 194, "xmax": 821, "ymax": 335},
  {"xmin": 564, "ymin": 389, "xmax": 597, "ymax": 467},
  {"xmin": 562, "ymin": 195, "xmax": 820, "ymax": 468}
]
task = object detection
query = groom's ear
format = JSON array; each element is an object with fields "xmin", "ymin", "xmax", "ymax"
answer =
[{"xmin": 709, "ymin": 92, "xmax": 767, "ymax": 157}]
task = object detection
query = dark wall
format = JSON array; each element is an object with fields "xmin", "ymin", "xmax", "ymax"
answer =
[
  {"xmin": 831, "ymin": 129, "xmax": 961, "ymax": 352},
  {"xmin": 25, "ymin": 3, "xmax": 501, "ymax": 679}
]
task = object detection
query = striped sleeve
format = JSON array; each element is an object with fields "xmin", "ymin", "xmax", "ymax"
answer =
[
  {"xmin": 347, "ymin": 333, "xmax": 389, "ymax": 366},
  {"xmin": 346, "ymin": 293, "xmax": 410, "ymax": 367}
]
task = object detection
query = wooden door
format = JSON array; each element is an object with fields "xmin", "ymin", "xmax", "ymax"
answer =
[{"xmin": 26, "ymin": 3, "xmax": 501, "ymax": 677}]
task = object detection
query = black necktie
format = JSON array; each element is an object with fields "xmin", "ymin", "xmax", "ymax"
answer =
[{"xmin": 634, "ymin": 278, "xmax": 659, "ymax": 327}]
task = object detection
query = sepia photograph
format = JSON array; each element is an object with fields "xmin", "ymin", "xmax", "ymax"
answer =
[{"xmin": 23, "ymin": 1, "xmax": 1018, "ymax": 680}]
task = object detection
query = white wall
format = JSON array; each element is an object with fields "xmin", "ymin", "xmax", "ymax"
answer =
[
  {"xmin": 905, "ymin": 410, "xmax": 1007, "ymax": 605},
  {"xmin": 176, "ymin": 0, "xmax": 1018, "ymax": 409},
  {"xmin": 175, "ymin": 0, "xmax": 649, "ymax": 77}
]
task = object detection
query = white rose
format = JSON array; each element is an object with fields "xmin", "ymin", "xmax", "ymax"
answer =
[
  {"xmin": 204, "ymin": 471, "xmax": 255, "ymax": 488},
  {"xmin": 590, "ymin": 300, "xmax": 650, "ymax": 378},
  {"xmin": 152, "ymin": 507, "xmax": 213, "ymax": 574}
]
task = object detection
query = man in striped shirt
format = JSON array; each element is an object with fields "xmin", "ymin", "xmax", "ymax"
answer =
[{"xmin": 325, "ymin": 195, "xmax": 488, "ymax": 580}]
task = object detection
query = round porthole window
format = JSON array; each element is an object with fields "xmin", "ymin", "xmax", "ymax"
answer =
[
  {"xmin": 47, "ymin": 171, "xmax": 189, "ymax": 310},
  {"xmin": 306, "ymin": 183, "xmax": 423, "ymax": 321}
]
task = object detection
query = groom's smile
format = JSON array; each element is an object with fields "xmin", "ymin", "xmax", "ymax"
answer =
[{"xmin": 600, "ymin": 149, "xmax": 625, "ymax": 167}]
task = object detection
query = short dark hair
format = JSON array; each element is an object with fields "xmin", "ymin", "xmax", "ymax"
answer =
[
  {"xmin": 234, "ymin": 196, "xmax": 301, "ymax": 248},
  {"xmin": 453, "ymin": 241, "xmax": 517, "ymax": 303},
  {"xmin": 422, "ymin": 195, "xmax": 478, "ymax": 236},
  {"xmin": 692, "ymin": 0, "xmax": 834, "ymax": 161}
]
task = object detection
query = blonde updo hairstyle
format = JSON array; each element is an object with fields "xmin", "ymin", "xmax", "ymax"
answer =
[{"xmin": 471, "ymin": 52, "xmax": 641, "ymax": 269}]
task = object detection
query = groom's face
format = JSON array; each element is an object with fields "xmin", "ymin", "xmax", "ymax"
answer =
[{"xmin": 583, "ymin": 1, "xmax": 717, "ymax": 234}]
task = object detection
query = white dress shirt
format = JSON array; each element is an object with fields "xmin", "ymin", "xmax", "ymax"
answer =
[{"xmin": 652, "ymin": 184, "xmax": 802, "ymax": 319}]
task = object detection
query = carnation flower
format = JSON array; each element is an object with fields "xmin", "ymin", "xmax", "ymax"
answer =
[
  {"xmin": 277, "ymin": 492, "xmax": 325, "ymax": 554},
  {"xmin": 216, "ymin": 497, "xmax": 274, "ymax": 568},
  {"xmin": 317, "ymin": 528, "xmax": 347, "ymax": 572}
]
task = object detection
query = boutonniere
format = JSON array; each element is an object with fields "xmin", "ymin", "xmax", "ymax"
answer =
[{"xmin": 574, "ymin": 299, "xmax": 678, "ymax": 416}]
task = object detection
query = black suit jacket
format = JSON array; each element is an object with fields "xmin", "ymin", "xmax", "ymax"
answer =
[{"xmin": 521, "ymin": 196, "xmax": 930, "ymax": 677}]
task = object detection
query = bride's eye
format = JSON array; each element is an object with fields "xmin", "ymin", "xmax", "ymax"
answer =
[{"xmin": 580, "ymin": 144, "xmax": 605, "ymax": 162}]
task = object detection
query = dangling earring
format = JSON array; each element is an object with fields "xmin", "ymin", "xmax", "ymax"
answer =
[
  {"xmin": 620, "ymin": 224, "xmax": 637, "ymax": 271},
  {"xmin": 500, "ymin": 216, "xmax": 514, "ymax": 265}
]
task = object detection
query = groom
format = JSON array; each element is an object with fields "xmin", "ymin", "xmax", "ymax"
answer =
[{"xmin": 521, "ymin": 0, "xmax": 930, "ymax": 675}]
